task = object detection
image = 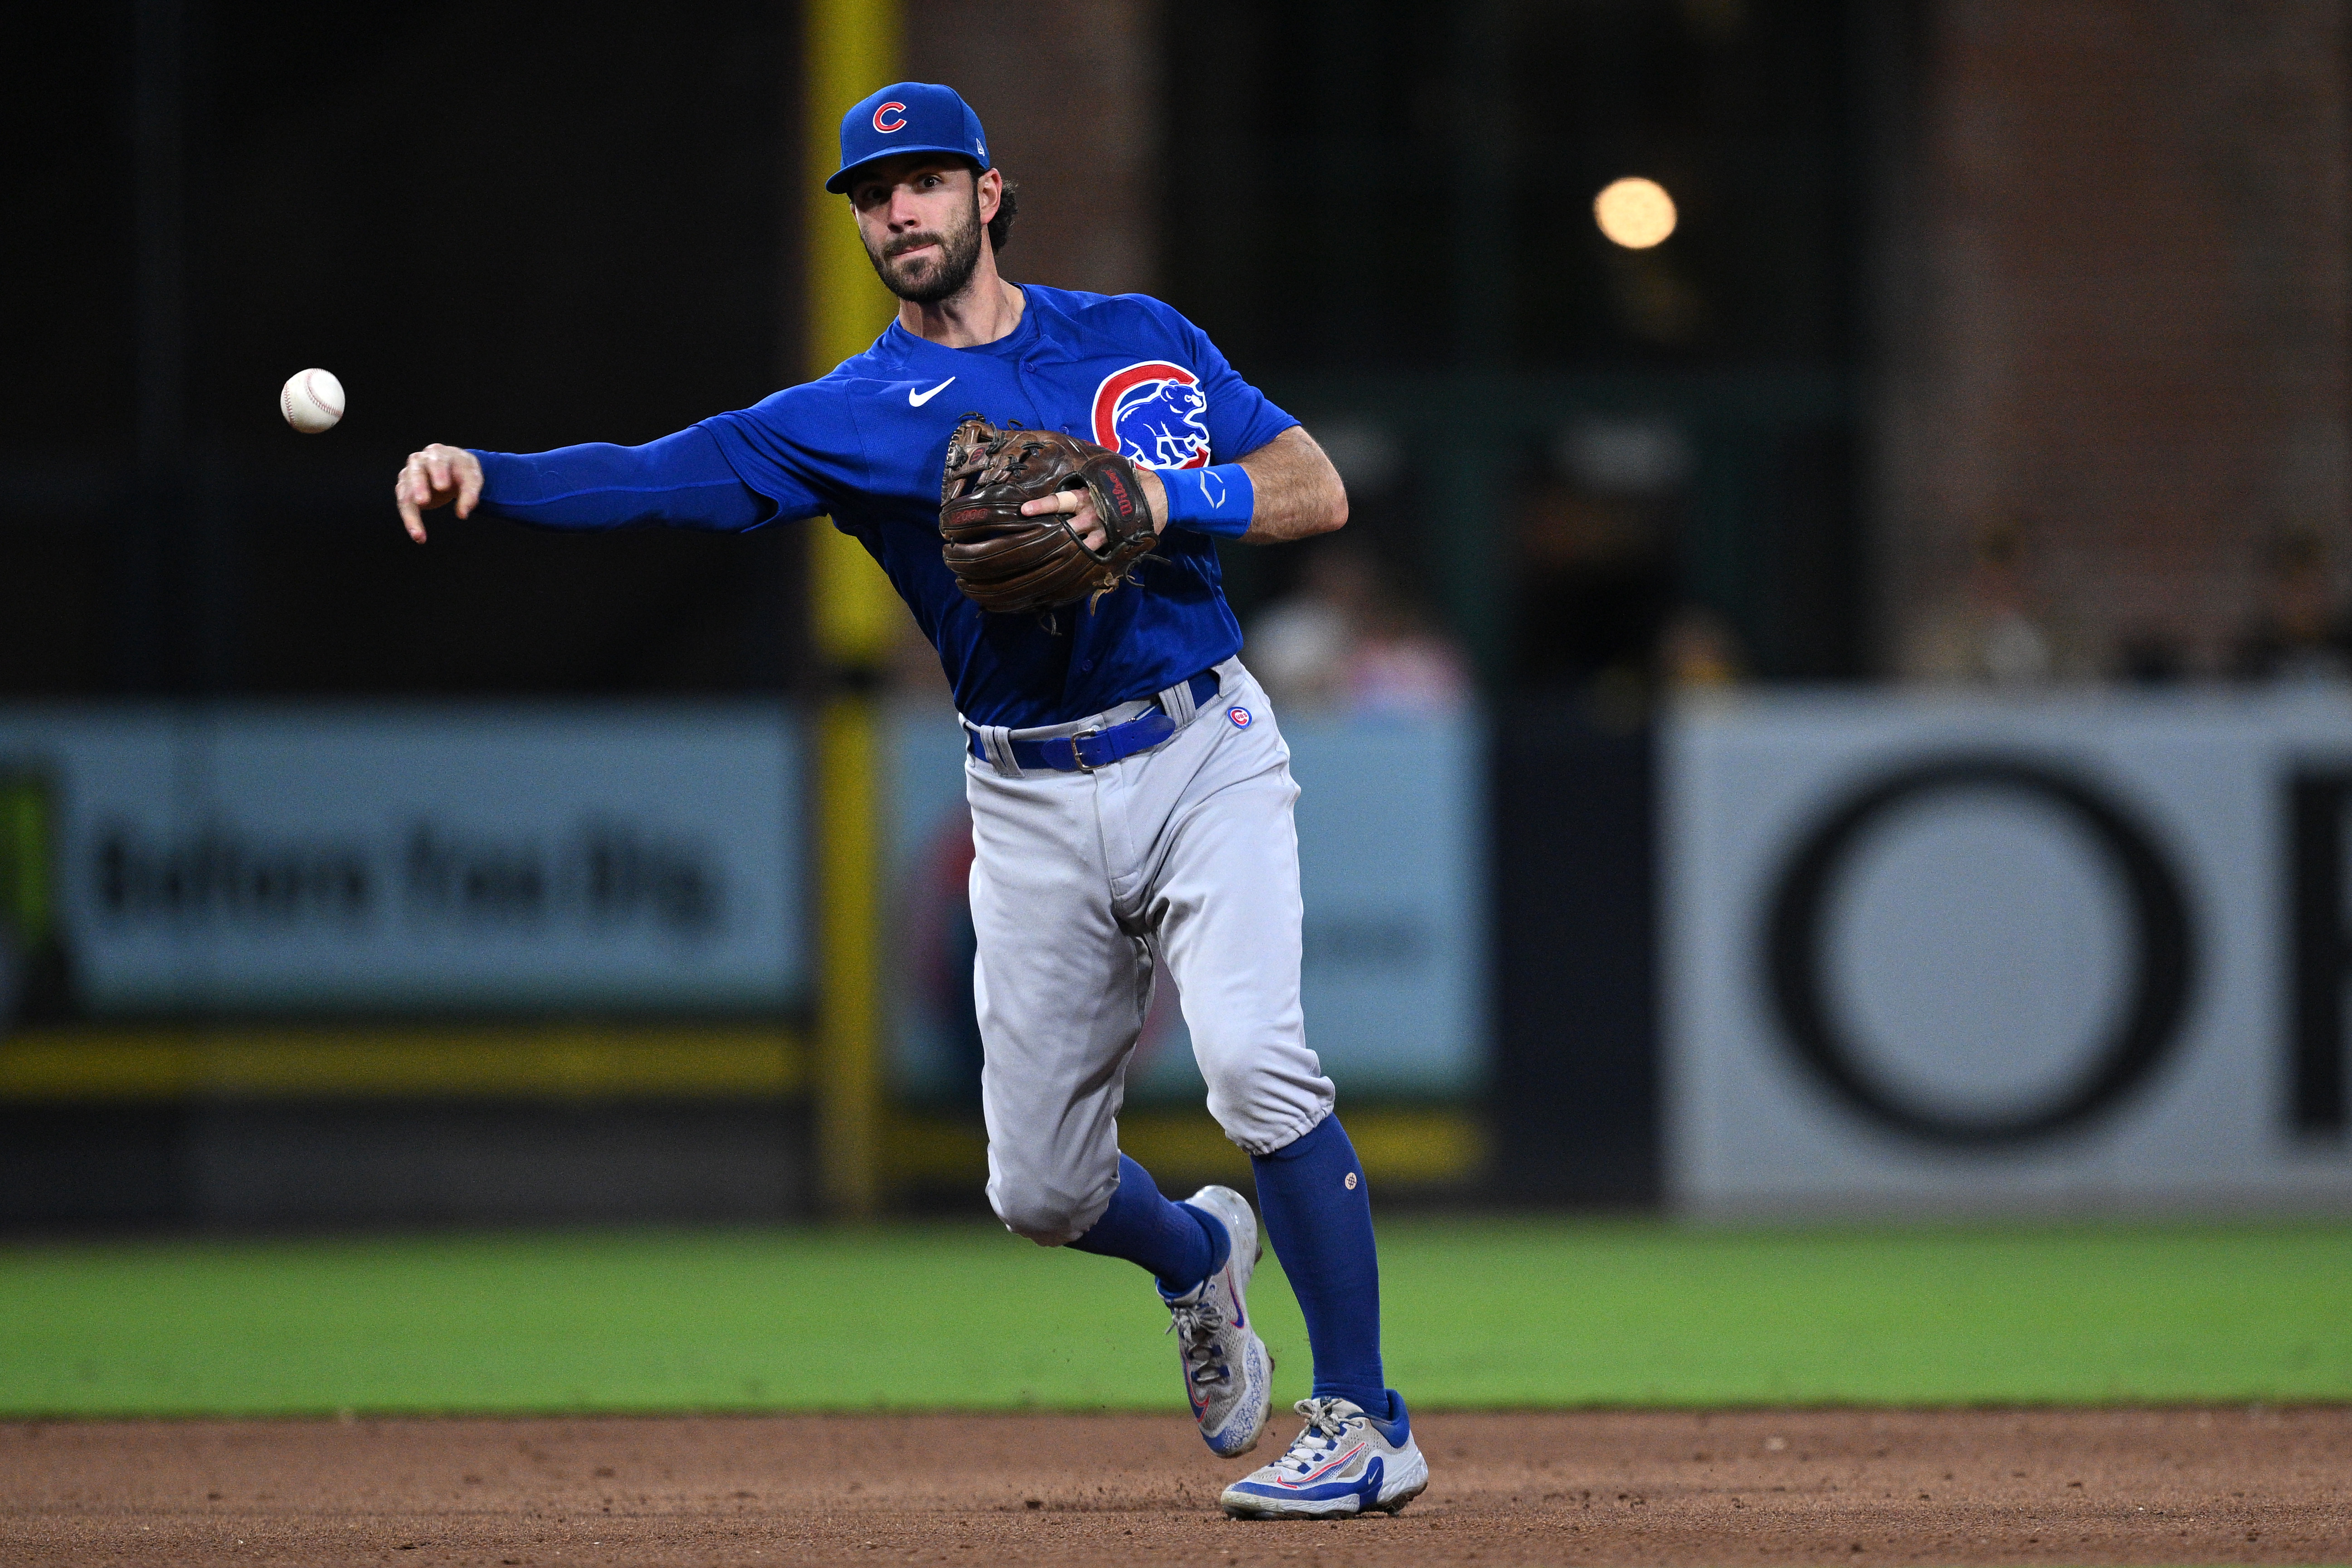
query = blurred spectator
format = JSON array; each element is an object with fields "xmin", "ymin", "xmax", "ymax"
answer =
[
  {"xmin": 1511, "ymin": 477, "xmax": 1678, "ymax": 696},
  {"xmin": 1248, "ymin": 544, "xmax": 1373, "ymax": 711},
  {"xmin": 2231, "ymin": 529, "xmax": 2352, "ymax": 685},
  {"xmin": 1901, "ymin": 520, "xmax": 2081, "ymax": 686},
  {"xmin": 1350, "ymin": 598, "xmax": 1473, "ymax": 718},
  {"xmin": 2113, "ymin": 629, "xmax": 2188, "ymax": 686},
  {"xmin": 1247, "ymin": 540, "xmax": 1470, "ymax": 718},
  {"xmin": 1513, "ymin": 419, "xmax": 1686, "ymax": 703},
  {"xmin": 1658, "ymin": 605, "xmax": 1747, "ymax": 689}
]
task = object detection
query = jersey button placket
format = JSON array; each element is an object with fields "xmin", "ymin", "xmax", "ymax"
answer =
[{"xmin": 1014, "ymin": 359, "xmax": 1053, "ymax": 433}]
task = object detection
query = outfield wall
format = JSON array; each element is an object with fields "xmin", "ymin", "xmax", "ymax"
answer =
[
  {"xmin": 0, "ymin": 705, "xmax": 816, "ymax": 1226},
  {"xmin": 1666, "ymin": 690, "xmax": 2352, "ymax": 1214},
  {"xmin": 14, "ymin": 693, "xmax": 2352, "ymax": 1224},
  {"xmin": 0, "ymin": 701, "xmax": 1492, "ymax": 1224},
  {"xmin": 0, "ymin": 706, "xmax": 808, "ymax": 1017},
  {"xmin": 0, "ymin": 702, "xmax": 1486, "ymax": 1079}
]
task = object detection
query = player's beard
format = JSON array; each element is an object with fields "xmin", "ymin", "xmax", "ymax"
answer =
[{"xmin": 867, "ymin": 193, "xmax": 985, "ymax": 304}]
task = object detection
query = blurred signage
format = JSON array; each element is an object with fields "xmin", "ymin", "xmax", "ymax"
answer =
[
  {"xmin": 0, "ymin": 708, "xmax": 804, "ymax": 1015},
  {"xmin": 885, "ymin": 704, "xmax": 1487, "ymax": 1105},
  {"xmin": 1665, "ymin": 692, "xmax": 2352, "ymax": 1213}
]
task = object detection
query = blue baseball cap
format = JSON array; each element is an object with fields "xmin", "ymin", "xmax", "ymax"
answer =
[{"xmin": 825, "ymin": 82, "xmax": 990, "ymax": 195}]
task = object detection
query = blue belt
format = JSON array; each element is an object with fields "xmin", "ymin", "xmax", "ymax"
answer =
[{"xmin": 969, "ymin": 670, "xmax": 1222, "ymax": 773}]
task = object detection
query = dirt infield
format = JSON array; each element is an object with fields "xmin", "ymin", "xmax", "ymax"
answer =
[{"xmin": 3, "ymin": 1408, "xmax": 2346, "ymax": 1566}]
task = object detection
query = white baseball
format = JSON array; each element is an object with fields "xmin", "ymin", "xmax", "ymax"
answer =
[{"xmin": 280, "ymin": 368, "xmax": 345, "ymax": 434}]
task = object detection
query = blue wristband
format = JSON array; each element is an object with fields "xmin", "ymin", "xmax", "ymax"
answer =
[{"xmin": 1156, "ymin": 463, "xmax": 1254, "ymax": 539}]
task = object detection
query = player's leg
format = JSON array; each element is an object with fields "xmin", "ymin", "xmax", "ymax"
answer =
[
  {"xmin": 967, "ymin": 757, "xmax": 1276, "ymax": 1458},
  {"xmin": 964, "ymin": 765, "xmax": 1149, "ymax": 1245},
  {"xmin": 1065, "ymin": 1149, "xmax": 1226, "ymax": 1291},
  {"xmin": 1065, "ymin": 1139, "xmax": 1280, "ymax": 1460},
  {"xmin": 1132, "ymin": 669, "xmax": 1425, "ymax": 1515},
  {"xmin": 964, "ymin": 762, "xmax": 1219, "ymax": 1286},
  {"xmin": 1249, "ymin": 1116, "xmax": 1384, "ymax": 1409},
  {"xmin": 1143, "ymin": 759, "xmax": 1388, "ymax": 1410}
]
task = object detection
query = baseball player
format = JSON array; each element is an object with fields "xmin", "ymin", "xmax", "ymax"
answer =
[{"xmin": 393, "ymin": 82, "xmax": 1427, "ymax": 1519}]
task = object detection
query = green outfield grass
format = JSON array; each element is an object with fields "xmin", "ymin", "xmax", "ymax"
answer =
[{"xmin": 2, "ymin": 1218, "xmax": 2347, "ymax": 1417}]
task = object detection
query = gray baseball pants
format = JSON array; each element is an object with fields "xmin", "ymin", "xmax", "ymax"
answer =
[{"xmin": 962, "ymin": 655, "xmax": 1336, "ymax": 1245}]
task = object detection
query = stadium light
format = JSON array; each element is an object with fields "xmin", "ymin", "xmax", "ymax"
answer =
[{"xmin": 1594, "ymin": 177, "xmax": 1678, "ymax": 249}]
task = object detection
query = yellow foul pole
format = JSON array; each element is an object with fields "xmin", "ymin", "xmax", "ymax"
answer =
[{"xmin": 805, "ymin": 0, "xmax": 901, "ymax": 1219}]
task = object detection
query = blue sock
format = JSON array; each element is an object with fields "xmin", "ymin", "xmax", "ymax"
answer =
[
  {"xmin": 1068, "ymin": 1153, "xmax": 1228, "ymax": 1295},
  {"xmin": 1251, "ymin": 1115, "xmax": 1389, "ymax": 1417}
]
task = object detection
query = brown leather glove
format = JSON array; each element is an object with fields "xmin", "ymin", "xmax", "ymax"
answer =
[{"xmin": 939, "ymin": 417, "xmax": 1159, "ymax": 615}]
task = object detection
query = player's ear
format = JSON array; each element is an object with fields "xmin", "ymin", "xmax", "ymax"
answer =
[{"xmin": 976, "ymin": 166, "xmax": 1003, "ymax": 226}]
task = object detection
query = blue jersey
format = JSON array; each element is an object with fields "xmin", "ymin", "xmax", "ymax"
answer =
[
  {"xmin": 700, "ymin": 285, "xmax": 1296, "ymax": 727},
  {"xmin": 472, "ymin": 287, "xmax": 1294, "ymax": 726}
]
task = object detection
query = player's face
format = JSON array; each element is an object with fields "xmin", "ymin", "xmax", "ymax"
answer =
[{"xmin": 849, "ymin": 160, "xmax": 987, "ymax": 305}]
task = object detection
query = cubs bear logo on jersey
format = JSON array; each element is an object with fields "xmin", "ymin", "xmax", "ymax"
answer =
[{"xmin": 1092, "ymin": 362, "xmax": 1212, "ymax": 470}]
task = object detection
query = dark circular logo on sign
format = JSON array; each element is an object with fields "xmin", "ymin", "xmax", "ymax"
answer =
[{"xmin": 1763, "ymin": 755, "xmax": 2196, "ymax": 1147}]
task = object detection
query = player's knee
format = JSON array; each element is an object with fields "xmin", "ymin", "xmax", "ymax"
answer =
[
  {"xmin": 987, "ymin": 1178, "xmax": 1095, "ymax": 1247},
  {"xmin": 1196, "ymin": 1047, "xmax": 1333, "ymax": 1155},
  {"xmin": 1199, "ymin": 1062, "xmax": 1272, "ymax": 1138},
  {"xmin": 1198, "ymin": 1050, "xmax": 1288, "ymax": 1118}
]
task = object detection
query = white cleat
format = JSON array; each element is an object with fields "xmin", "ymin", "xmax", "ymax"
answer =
[
  {"xmin": 1163, "ymin": 1184, "xmax": 1275, "ymax": 1458},
  {"xmin": 1219, "ymin": 1393, "xmax": 1430, "ymax": 1519}
]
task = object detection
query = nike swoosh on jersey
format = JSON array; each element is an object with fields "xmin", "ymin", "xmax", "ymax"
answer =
[{"xmin": 908, "ymin": 377, "xmax": 957, "ymax": 406}]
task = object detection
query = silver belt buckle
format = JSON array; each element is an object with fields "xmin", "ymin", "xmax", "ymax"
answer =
[{"xmin": 1062, "ymin": 728, "xmax": 1102, "ymax": 772}]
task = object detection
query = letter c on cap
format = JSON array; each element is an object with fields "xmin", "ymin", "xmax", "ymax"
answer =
[{"xmin": 873, "ymin": 101, "xmax": 908, "ymax": 133}]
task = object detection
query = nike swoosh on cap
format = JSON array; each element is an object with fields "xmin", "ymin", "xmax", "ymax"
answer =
[{"xmin": 908, "ymin": 377, "xmax": 956, "ymax": 406}]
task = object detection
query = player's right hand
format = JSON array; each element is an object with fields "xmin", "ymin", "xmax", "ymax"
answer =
[{"xmin": 394, "ymin": 444, "xmax": 483, "ymax": 543}]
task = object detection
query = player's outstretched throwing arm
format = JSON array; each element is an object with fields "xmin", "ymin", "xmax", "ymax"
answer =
[
  {"xmin": 398, "ymin": 416, "xmax": 1346, "ymax": 551},
  {"xmin": 394, "ymin": 426, "xmax": 770, "ymax": 544}
]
